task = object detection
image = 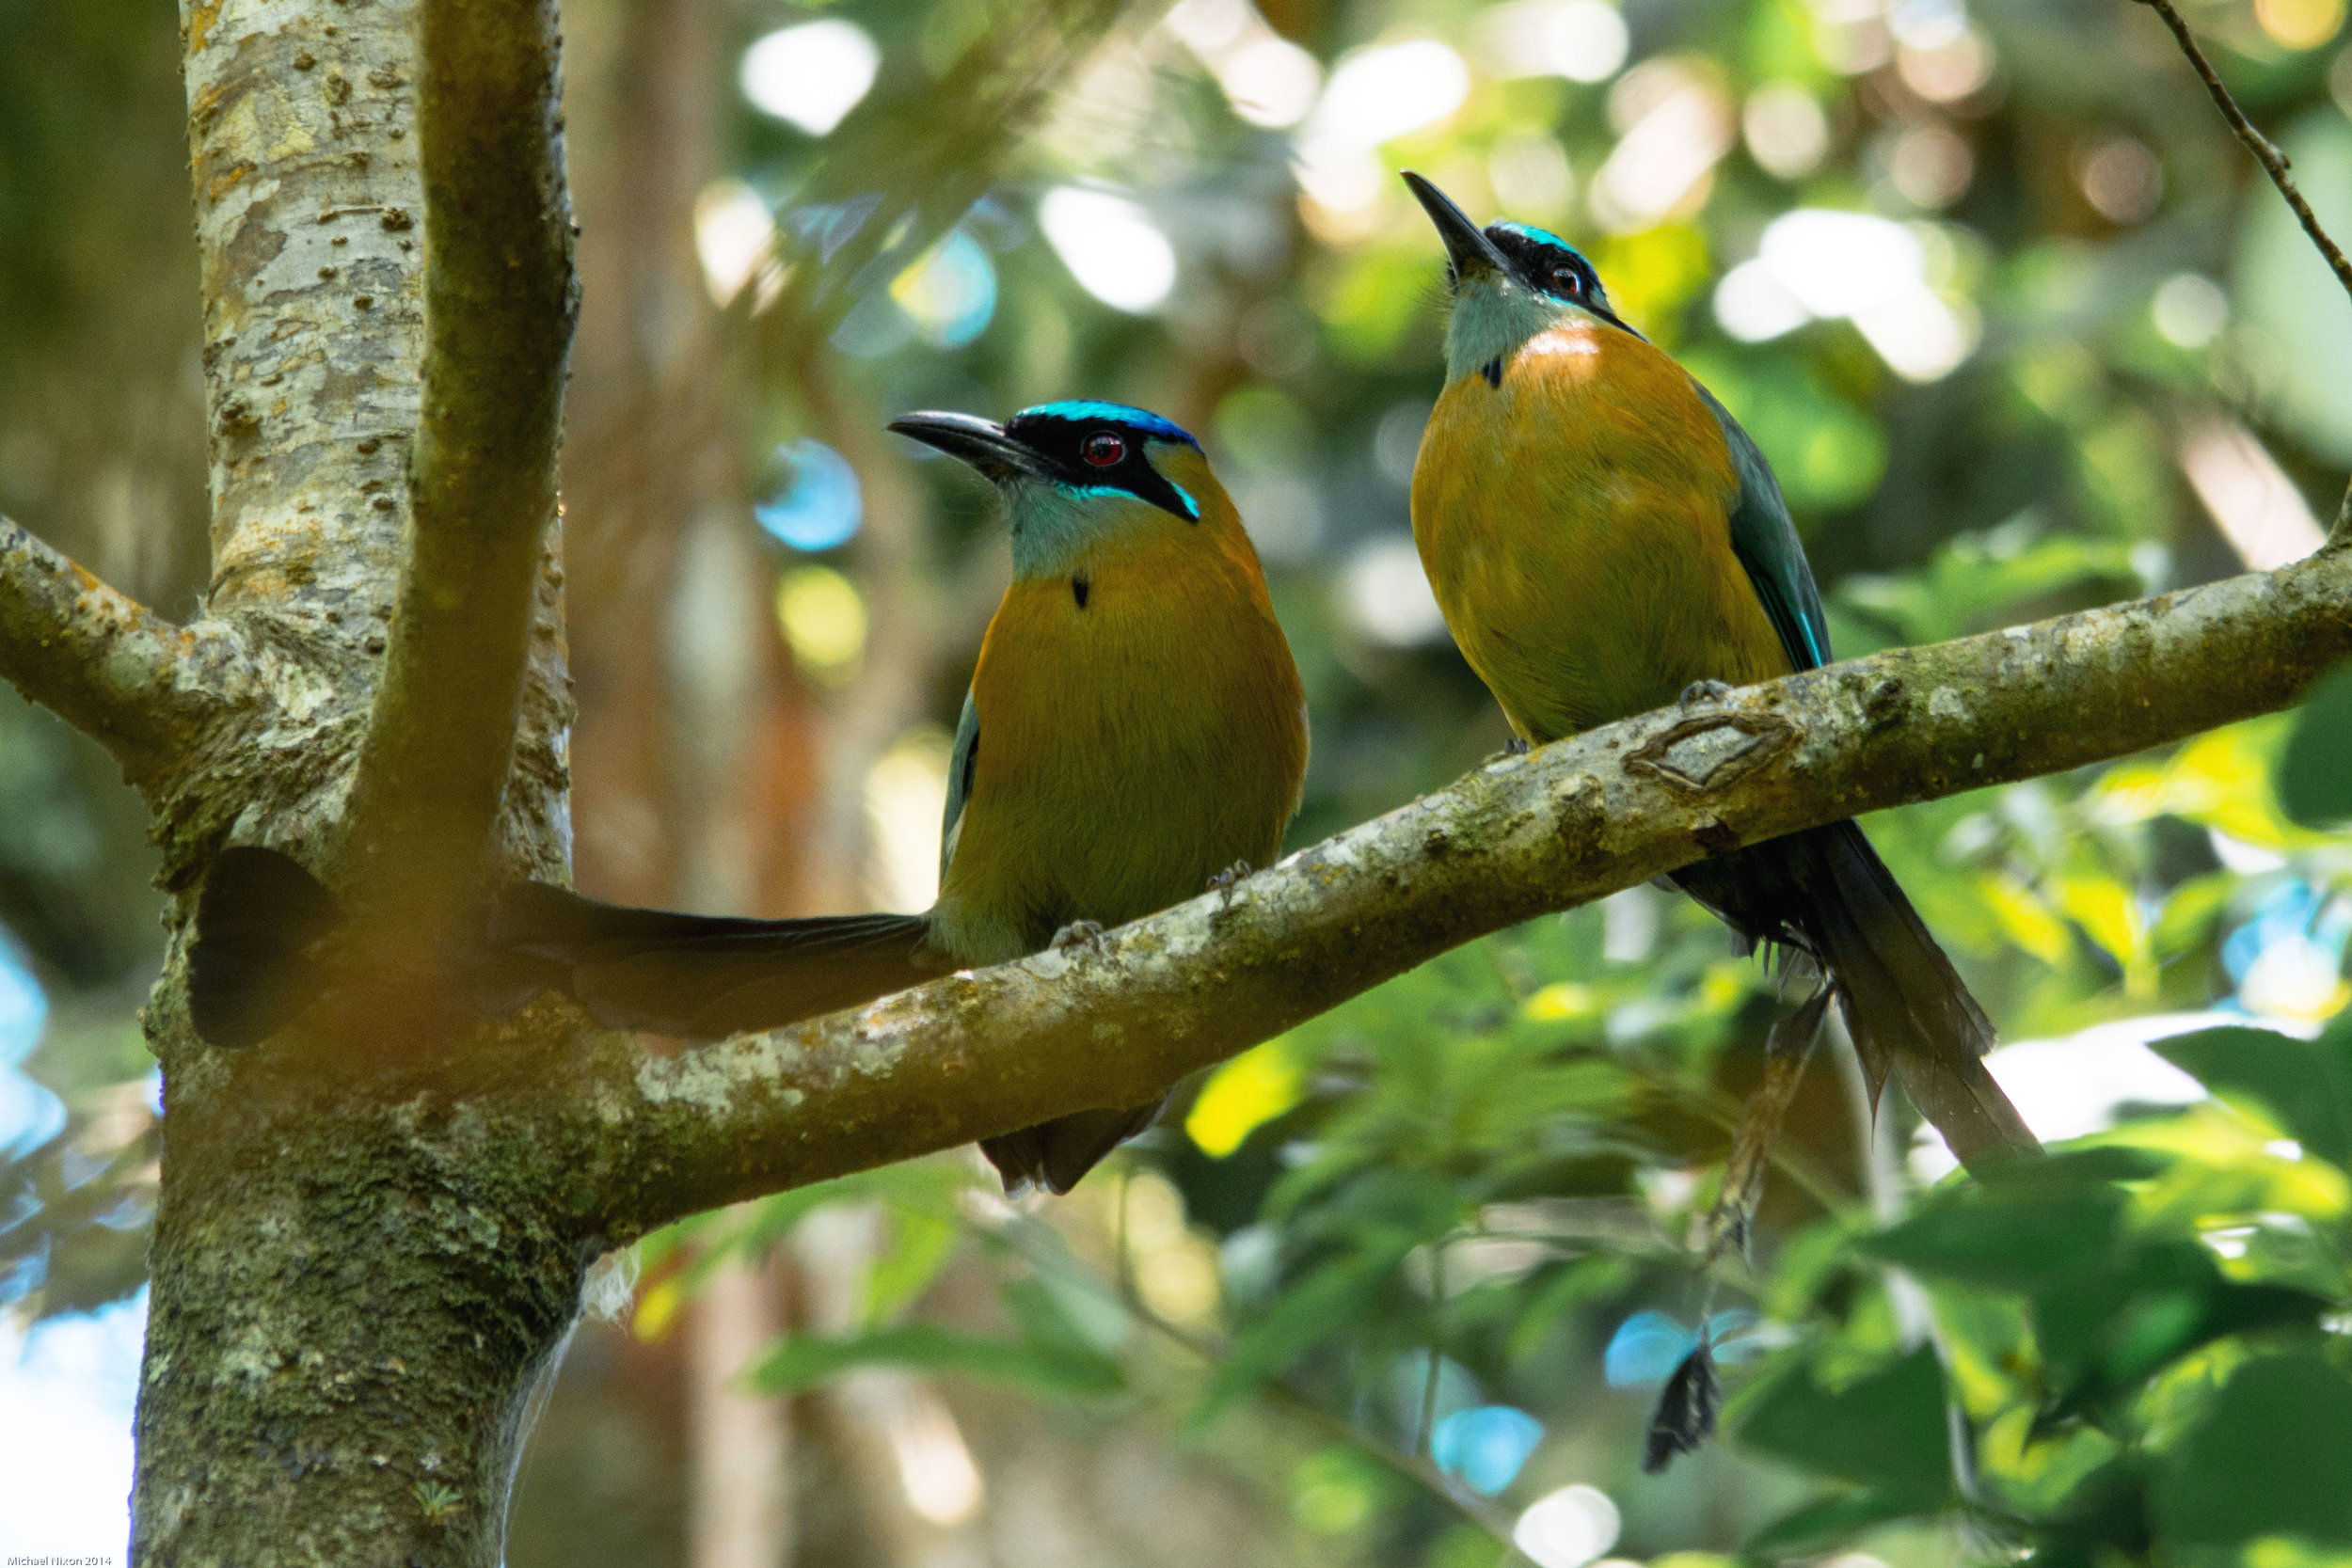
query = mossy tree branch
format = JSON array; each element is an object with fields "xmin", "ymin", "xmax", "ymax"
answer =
[
  {"xmin": 0, "ymin": 514, "xmax": 234, "ymax": 792},
  {"xmin": 561, "ymin": 548, "xmax": 2352, "ymax": 1239},
  {"xmin": 342, "ymin": 0, "xmax": 579, "ymax": 917}
]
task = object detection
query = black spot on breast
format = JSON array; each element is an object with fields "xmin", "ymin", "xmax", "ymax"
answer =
[
  {"xmin": 1072, "ymin": 574, "xmax": 1090, "ymax": 610},
  {"xmin": 1481, "ymin": 356, "xmax": 1503, "ymax": 388}
]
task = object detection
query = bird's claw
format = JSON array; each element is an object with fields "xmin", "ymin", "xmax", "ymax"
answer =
[
  {"xmin": 1677, "ymin": 679, "xmax": 1735, "ymax": 708},
  {"xmin": 1207, "ymin": 860, "xmax": 1252, "ymax": 899},
  {"xmin": 1486, "ymin": 736, "xmax": 1534, "ymax": 765},
  {"xmin": 1049, "ymin": 919, "xmax": 1104, "ymax": 952}
]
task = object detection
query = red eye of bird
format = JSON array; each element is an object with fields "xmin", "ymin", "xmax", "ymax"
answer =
[
  {"xmin": 1081, "ymin": 432, "xmax": 1125, "ymax": 467},
  {"xmin": 1551, "ymin": 265, "xmax": 1582, "ymax": 295}
]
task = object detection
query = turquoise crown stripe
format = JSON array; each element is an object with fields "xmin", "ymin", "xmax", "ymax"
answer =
[
  {"xmin": 1490, "ymin": 221, "xmax": 1590, "ymax": 262},
  {"xmin": 1017, "ymin": 400, "xmax": 1200, "ymax": 449}
]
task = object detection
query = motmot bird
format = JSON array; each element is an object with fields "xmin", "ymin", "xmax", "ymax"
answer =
[
  {"xmin": 186, "ymin": 402, "xmax": 1307, "ymax": 1197},
  {"xmin": 1400, "ymin": 173, "xmax": 2036, "ymax": 1172}
]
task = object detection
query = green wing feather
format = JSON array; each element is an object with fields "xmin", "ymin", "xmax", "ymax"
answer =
[
  {"xmin": 940, "ymin": 689, "xmax": 979, "ymax": 882},
  {"xmin": 1689, "ymin": 380, "xmax": 1831, "ymax": 673}
]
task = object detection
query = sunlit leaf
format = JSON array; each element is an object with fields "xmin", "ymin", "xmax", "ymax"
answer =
[
  {"xmin": 2151, "ymin": 1022, "xmax": 2352, "ymax": 1168},
  {"xmin": 1975, "ymin": 872, "xmax": 2074, "ymax": 967},
  {"xmin": 1186, "ymin": 1037, "xmax": 1309, "ymax": 1158},
  {"xmin": 863, "ymin": 1205, "xmax": 961, "ymax": 1324},
  {"xmin": 2155, "ymin": 1354, "xmax": 2352, "ymax": 1548},
  {"xmin": 1743, "ymin": 1488, "xmax": 1933, "ymax": 1558}
]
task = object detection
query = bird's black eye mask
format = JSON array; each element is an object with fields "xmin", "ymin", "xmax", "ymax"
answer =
[
  {"xmin": 1485, "ymin": 223, "xmax": 1640, "ymax": 338},
  {"xmin": 1002, "ymin": 404, "xmax": 1203, "ymax": 524}
]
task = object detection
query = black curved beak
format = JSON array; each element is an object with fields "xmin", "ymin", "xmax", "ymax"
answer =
[
  {"xmin": 1403, "ymin": 171, "xmax": 1509, "ymax": 284},
  {"xmin": 886, "ymin": 411, "xmax": 1044, "ymax": 481}
]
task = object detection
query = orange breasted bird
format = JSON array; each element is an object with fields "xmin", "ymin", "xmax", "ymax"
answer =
[
  {"xmin": 1400, "ymin": 173, "xmax": 2035, "ymax": 1172},
  {"xmin": 186, "ymin": 402, "xmax": 1309, "ymax": 1196}
]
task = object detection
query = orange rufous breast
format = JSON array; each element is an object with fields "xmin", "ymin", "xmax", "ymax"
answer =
[
  {"xmin": 930, "ymin": 471, "xmax": 1307, "ymax": 966},
  {"xmin": 1411, "ymin": 318, "xmax": 1794, "ymax": 744}
]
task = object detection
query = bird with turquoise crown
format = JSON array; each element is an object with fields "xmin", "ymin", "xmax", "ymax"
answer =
[
  {"xmin": 1398, "ymin": 173, "xmax": 2037, "ymax": 1199},
  {"xmin": 185, "ymin": 401, "xmax": 1308, "ymax": 1198}
]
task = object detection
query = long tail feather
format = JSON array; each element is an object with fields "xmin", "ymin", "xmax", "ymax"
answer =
[
  {"xmin": 1674, "ymin": 822, "xmax": 2038, "ymax": 1171},
  {"xmin": 980, "ymin": 1102, "xmax": 1163, "ymax": 1197},
  {"xmin": 185, "ymin": 847, "xmax": 941, "ymax": 1048},
  {"xmin": 186, "ymin": 847, "xmax": 343, "ymax": 1049},
  {"xmin": 490, "ymin": 882, "xmax": 938, "ymax": 1038}
]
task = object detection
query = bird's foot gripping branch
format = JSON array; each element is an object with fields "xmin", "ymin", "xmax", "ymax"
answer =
[{"xmin": 560, "ymin": 546, "xmax": 2352, "ymax": 1239}]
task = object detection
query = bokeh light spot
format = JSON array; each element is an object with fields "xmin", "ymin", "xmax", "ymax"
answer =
[
  {"xmin": 2076, "ymin": 135, "xmax": 2164, "ymax": 225},
  {"xmin": 891, "ymin": 230, "xmax": 996, "ymax": 347},
  {"xmin": 1743, "ymin": 80, "xmax": 1830, "ymax": 180},
  {"xmin": 1040, "ymin": 188, "xmax": 1178, "ymax": 313},
  {"xmin": 866, "ymin": 727, "xmax": 951, "ymax": 912},
  {"xmin": 755, "ymin": 439, "xmax": 864, "ymax": 551},
  {"xmin": 692, "ymin": 180, "xmax": 776, "ymax": 308},
  {"xmin": 740, "ymin": 21, "xmax": 880, "ymax": 135},
  {"xmin": 1513, "ymin": 1484, "xmax": 1620, "ymax": 1568},
  {"xmin": 2258, "ymin": 0, "xmax": 2346, "ymax": 50},
  {"xmin": 1480, "ymin": 0, "xmax": 1630, "ymax": 84},
  {"xmin": 1883, "ymin": 122, "xmax": 1973, "ymax": 210},
  {"xmin": 1432, "ymin": 1405, "xmax": 1545, "ymax": 1494},
  {"xmin": 1899, "ymin": 24, "xmax": 1996, "ymax": 103},
  {"xmin": 1343, "ymin": 536, "xmax": 1450, "ymax": 646},
  {"xmin": 2153, "ymin": 272, "xmax": 2230, "ymax": 349},
  {"xmin": 775, "ymin": 564, "xmax": 867, "ymax": 684}
]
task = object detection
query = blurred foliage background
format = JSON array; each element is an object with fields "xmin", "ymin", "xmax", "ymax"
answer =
[{"xmin": 8, "ymin": 0, "xmax": 2352, "ymax": 1563}]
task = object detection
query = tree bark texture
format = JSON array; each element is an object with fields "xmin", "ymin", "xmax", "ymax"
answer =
[
  {"xmin": 128, "ymin": 0, "xmax": 580, "ymax": 1561},
  {"xmin": 0, "ymin": 2, "xmax": 2337, "ymax": 1565}
]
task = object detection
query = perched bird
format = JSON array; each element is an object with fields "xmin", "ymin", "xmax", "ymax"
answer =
[
  {"xmin": 878, "ymin": 401, "xmax": 1309, "ymax": 1191},
  {"xmin": 188, "ymin": 402, "xmax": 1307, "ymax": 1197},
  {"xmin": 1400, "ymin": 172, "xmax": 2035, "ymax": 1173}
]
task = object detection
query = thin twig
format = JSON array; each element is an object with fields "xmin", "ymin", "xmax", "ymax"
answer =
[
  {"xmin": 1416, "ymin": 1243, "xmax": 1448, "ymax": 1458},
  {"xmin": 2135, "ymin": 0, "xmax": 2352, "ymax": 542}
]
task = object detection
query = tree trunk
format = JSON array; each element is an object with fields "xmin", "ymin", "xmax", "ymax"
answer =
[
  {"xmin": 136, "ymin": 1, "xmax": 584, "ymax": 1560},
  {"xmin": 135, "ymin": 1091, "xmax": 586, "ymax": 1562}
]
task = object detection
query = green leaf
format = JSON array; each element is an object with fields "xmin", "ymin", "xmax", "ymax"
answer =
[
  {"xmin": 2153, "ymin": 1024, "xmax": 2352, "ymax": 1169},
  {"xmin": 744, "ymin": 1323, "xmax": 1123, "ymax": 1399},
  {"xmin": 1505, "ymin": 1255, "xmax": 1637, "ymax": 1365},
  {"xmin": 1733, "ymin": 1346, "xmax": 1955, "ymax": 1503},
  {"xmin": 2029, "ymin": 1239, "xmax": 2325, "ymax": 1421},
  {"xmin": 1743, "ymin": 1487, "xmax": 1935, "ymax": 1557},
  {"xmin": 862, "ymin": 1206, "xmax": 961, "ymax": 1324},
  {"xmin": 1188, "ymin": 1242, "xmax": 1415, "ymax": 1433},
  {"xmin": 1866, "ymin": 1188, "xmax": 2126, "ymax": 1294},
  {"xmin": 2156, "ymin": 1353, "xmax": 2352, "ymax": 1548}
]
